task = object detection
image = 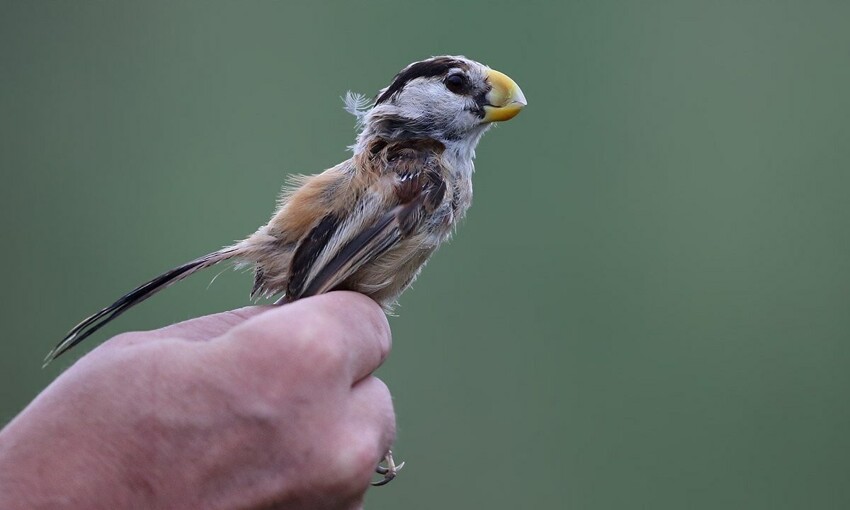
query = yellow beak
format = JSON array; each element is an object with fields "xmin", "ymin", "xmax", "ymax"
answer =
[{"xmin": 482, "ymin": 69, "xmax": 527, "ymax": 123}]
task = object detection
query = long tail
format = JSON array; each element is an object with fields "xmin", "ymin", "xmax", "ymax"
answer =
[{"xmin": 44, "ymin": 248, "xmax": 240, "ymax": 366}]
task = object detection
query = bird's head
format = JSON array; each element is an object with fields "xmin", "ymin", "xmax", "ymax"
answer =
[{"xmin": 348, "ymin": 56, "xmax": 526, "ymax": 158}]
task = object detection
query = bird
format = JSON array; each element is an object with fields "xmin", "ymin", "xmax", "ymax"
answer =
[{"xmin": 45, "ymin": 55, "xmax": 526, "ymax": 484}]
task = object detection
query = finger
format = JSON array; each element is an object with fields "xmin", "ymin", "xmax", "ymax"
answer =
[
  {"xmin": 113, "ymin": 306, "xmax": 271, "ymax": 346},
  {"xmin": 223, "ymin": 291, "xmax": 392, "ymax": 384},
  {"xmin": 150, "ymin": 306, "xmax": 272, "ymax": 341}
]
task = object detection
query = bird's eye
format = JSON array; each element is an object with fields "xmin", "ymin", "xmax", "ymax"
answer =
[{"xmin": 444, "ymin": 74, "xmax": 467, "ymax": 94}]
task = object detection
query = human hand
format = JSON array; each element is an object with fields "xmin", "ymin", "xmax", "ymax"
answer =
[{"xmin": 0, "ymin": 292, "xmax": 395, "ymax": 510}]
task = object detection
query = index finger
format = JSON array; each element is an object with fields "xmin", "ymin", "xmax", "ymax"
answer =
[{"xmin": 112, "ymin": 306, "xmax": 271, "ymax": 345}]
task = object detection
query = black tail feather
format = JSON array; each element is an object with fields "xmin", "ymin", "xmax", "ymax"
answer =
[{"xmin": 44, "ymin": 249, "xmax": 237, "ymax": 366}]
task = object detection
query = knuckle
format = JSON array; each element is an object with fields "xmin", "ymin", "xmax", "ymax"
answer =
[
  {"xmin": 294, "ymin": 332, "xmax": 347, "ymax": 377},
  {"xmin": 274, "ymin": 316, "xmax": 348, "ymax": 377}
]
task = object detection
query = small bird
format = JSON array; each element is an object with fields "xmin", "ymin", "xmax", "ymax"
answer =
[{"xmin": 46, "ymin": 56, "xmax": 526, "ymax": 483}]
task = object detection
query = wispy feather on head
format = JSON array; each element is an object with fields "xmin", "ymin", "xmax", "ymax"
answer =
[{"xmin": 343, "ymin": 91, "xmax": 372, "ymax": 130}]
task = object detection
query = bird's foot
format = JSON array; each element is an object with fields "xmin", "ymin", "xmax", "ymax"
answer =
[{"xmin": 372, "ymin": 450, "xmax": 404, "ymax": 486}]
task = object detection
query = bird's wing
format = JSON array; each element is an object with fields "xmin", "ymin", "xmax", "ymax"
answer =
[{"xmin": 285, "ymin": 154, "xmax": 446, "ymax": 301}]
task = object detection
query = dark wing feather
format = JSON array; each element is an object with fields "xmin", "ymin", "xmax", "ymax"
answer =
[
  {"xmin": 297, "ymin": 205, "xmax": 405, "ymax": 299},
  {"xmin": 285, "ymin": 214, "xmax": 343, "ymax": 298}
]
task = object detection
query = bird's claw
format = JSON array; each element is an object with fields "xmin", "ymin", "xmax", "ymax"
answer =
[{"xmin": 372, "ymin": 450, "xmax": 405, "ymax": 486}]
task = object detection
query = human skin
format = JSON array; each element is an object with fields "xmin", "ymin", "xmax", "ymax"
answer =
[{"xmin": 0, "ymin": 292, "xmax": 396, "ymax": 510}]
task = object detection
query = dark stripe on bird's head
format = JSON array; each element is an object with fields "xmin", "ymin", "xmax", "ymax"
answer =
[{"xmin": 376, "ymin": 57, "xmax": 469, "ymax": 105}]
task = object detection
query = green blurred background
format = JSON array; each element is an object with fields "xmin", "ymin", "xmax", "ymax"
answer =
[{"xmin": 2, "ymin": 1, "xmax": 849, "ymax": 508}]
